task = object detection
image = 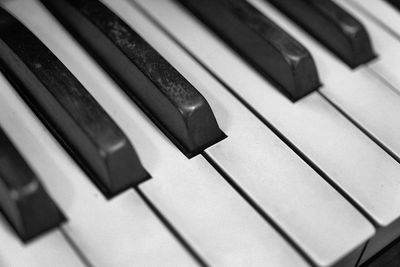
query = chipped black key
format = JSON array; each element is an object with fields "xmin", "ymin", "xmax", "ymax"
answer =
[
  {"xmin": 0, "ymin": 126, "xmax": 63, "ymax": 241},
  {"xmin": 40, "ymin": 0, "xmax": 224, "ymax": 156},
  {"xmin": 0, "ymin": 7, "xmax": 149, "ymax": 197},
  {"xmin": 174, "ymin": 0, "xmax": 320, "ymax": 101},
  {"xmin": 266, "ymin": 0, "xmax": 376, "ymax": 68}
]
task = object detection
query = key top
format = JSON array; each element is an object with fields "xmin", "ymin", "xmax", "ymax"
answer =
[
  {"xmin": 266, "ymin": 0, "xmax": 376, "ymax": 68},
  {"xmin": 0, "ymin": 126, "xmax": 63, "ymax": 242},
  {"xmin": 40, "ymin": 0, "xmax": 224, "ymax": 157},
  {"xmin": 175, "ymin": 0, "xmax": 320, "ymax": 101},
  {"xmin": 0, "ymin": 7, "xmax": 148, "ymax": 197}
]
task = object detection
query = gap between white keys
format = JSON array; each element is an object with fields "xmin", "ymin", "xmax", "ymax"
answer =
[
  {"xmin": 0, "ymin": 216, "xmax": 85, "ymax": 267},
  {"xmin": 0, "ymin": 64, "xmax": 197, "ymax": 267},
  {"xmin": 104, "ymin": 0, "xmax": 374, "ymax": 266},
  {"xmin": 12, "ymin": 1, "xmax": 312, "ymax": 266}
]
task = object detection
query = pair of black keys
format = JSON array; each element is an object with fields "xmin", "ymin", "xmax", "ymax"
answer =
[
  {"xmin": 0, "ymin": 0, "xmax": 375, "ymax": 241},
  {"xmin": 0, "ymin": 0, "xmax": 223, "ymax": 241}
]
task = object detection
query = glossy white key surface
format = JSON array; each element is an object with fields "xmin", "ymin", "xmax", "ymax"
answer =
[
  {"xmin": 7, "ymin": 1, "xmax": 311, "ymax": 266},
  {"xmin": 133, "ymin": 0, "xmax": 400, "ymax": 229},
  {"xmin": 104, "ymin": 1, "xmax": 375, "ymax": 266},
  {"xmin": 0, "ymin": 218, "xmax": 84, "ymax": 267},
  {"xmin": 0, "ymin": 73, "xmax": 196, "ymax": 267}
]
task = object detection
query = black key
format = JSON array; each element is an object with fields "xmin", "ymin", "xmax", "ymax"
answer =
[
  {"xmin": 386, "ymin": 0, "xmax": 400, "ymax": 11},
  {"xmin": 0, "ymin": 7, "xmax": 149, "ymax": 197},
  {"xmin": 0, "ymin": 127, "xmax": 63, "ymax": 241},
  {"xmin": 40, "ymin": 0, "xmax": 225, "ymax": 157},
  {"xmin": 266, "ymin": 0, "xmax": 376, "ymax": 68},
  {"xmin": 175, "ymin": 0, "xmax": 320, "ymax": 101}
]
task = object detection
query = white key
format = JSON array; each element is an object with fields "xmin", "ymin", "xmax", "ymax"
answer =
[
  {"xmin": 321, "ymin": 0, "xmax": 400, "ymax": 264},
  {"xmin": 9, "ymin": 1, "xmax": 310, "ymax": 266},
  {"xmin": 0, "ymin": 71, "xmax": 196, "ymax": 267},
  {"xmin": 133, "ymin": 0, "xmax": 400, "ymax": 230},
  {"xmin": 103, "ymin": 1, "xmax": 375, "ymax": 266},
  {"xmin": 246, "ymin": 0, "xmax": 400, "ymax": 263},
  {"xmin": 0, "ymin": 218, "xmax": 84, "ymax": 267},
  {"xmin": 332, "ymin": 0, "xmax": 400, "ymax": 95},
  {"xmin": 250, "ymin": 0, "xmax": 400, "ymax": 162},
  {"xmin": 244, "ymin": 0, "xmax": 400, "ymax": 163}
]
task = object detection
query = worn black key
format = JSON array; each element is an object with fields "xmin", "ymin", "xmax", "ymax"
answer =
[
  {"xmin": 0, "ymin": 7, "xmax": 149, "ymax": 197},
  {"xmin": 174, "ymin": 0, "xmax": 320, "ymax": 101},
  {"xmin": 0, "ymin": 127, "xmax": 63, "ymax": 241},
  {"xmin": 266, "ymin": 0, "xmax": 376, "ymax": 68},
  {"xmin": 40, "ymin": 0, "xmax": 224, "ymax": 157}
]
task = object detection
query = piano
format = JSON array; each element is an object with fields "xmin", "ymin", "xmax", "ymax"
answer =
[{"xmin": 0, "ymin": 0, "xmax": 400, "ymax": 266}]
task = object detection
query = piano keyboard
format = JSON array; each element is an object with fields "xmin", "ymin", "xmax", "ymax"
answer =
[{"xmin": 0, "ymin": 0, "xmax": 400, "ymax": 266}]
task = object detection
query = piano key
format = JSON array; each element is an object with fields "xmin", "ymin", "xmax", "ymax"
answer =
[
  {"xmin": 174, "ymin": 0, "xmax": 321, "ymax": 101},
  {"xmin": 0, "ymin": 6, "xmax": 148, "ymax": 197},
  {"xmin": 266, "ymin": 0, "xmax": 376, "ymax": 68},
  {"xmin": 105, "ymin": 1, "xmax": 376, "ymax": 266},
  {"xmin": 386, "ymin": 0, "xmax": 400, "ymax": 10},
  {"xmin": 140, "ymin": 165, "xmax": 309, "ymax": 266},
  {"xmin": 246, "ymin": 0, "xmax": 400, "ymax": 177},
  {"xmin": 0, "ymin": 126, "xmax": 63, "ymax": 242},
  {"xmin": 361, "ymin": 237, "xmax": 400, "ymax": 267},
  {"xmin": 149, "ymin": 0, "xmax": 400, "ymax": 263},
  {"xmin": 262, "ymin": 0, "xmax": 400, "ymax": 260},
  {"xmin": 0, "ymin": 217, "xmax": 85, "ymax": 267},
  {"xmin": 19, "ymin": 2, "xmax": 312, "ymax": 265},
  {"xmin": 358, "ymin": 219, "xmax": 400, "ymax": 265},
  {"xmin": 40, "ymin": 0, "xmax": 224, "ymax": 157},
  {"xmin": 346, "ymin": 0, "xmax": 400, "ymax": 39},
  {"xmin": 332, "ymin": 0, "xmax": 400, "ymax": 96},
  {"xmin": 134, "ymin": 0, "xmax": 400, "ymax": 240},
  {"xmin": 251, "ymin": 0, "xmax": 400, "ymax": 264},
  {"xmin": 0, "ymin": 66, "xmax": 197, "ymax": 267}
]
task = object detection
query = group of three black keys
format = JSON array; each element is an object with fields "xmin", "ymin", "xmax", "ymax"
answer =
[{"xmin": 0, "ymin": 0, "xmax": 380, "ymax": 243}]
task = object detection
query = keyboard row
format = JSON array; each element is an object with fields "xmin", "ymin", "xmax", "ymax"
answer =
[{"xmin": 1, "ymin": 0, "xmax": 400, "ymax": 266}]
